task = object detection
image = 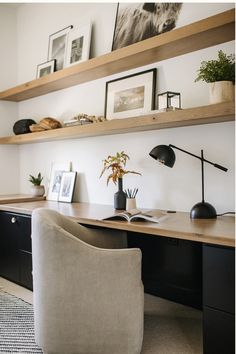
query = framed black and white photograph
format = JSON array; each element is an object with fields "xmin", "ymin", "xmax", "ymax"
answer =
[
  {"xmin": 65, "ymin": 23, "xmax": 92, "ymax": 67},
  {"xmin": 58, "ymin": 171, "xmax": 77, "ymax": 203},
  {"xmin": 36, "ymin": 59, "xmax": 56, "ymax": 79},
  {"xmin": 105, "ymin": 69, "xmax": 156, "ymax": 119},
  {"xmin": 48, "ymin": 25, "xmax": 73, "ymax": 71},
  {"xmin": 112, "ymin": 3, "xmax": 182, "ymax": 50},
  {"xmin": 47, "ymin": 162, "xmax": 71, "ymax": 201}
]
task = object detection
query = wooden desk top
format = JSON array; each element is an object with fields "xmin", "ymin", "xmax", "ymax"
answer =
[{"xmin": 0, "ymin": 200, "xmax": 234, "ymax": 247}]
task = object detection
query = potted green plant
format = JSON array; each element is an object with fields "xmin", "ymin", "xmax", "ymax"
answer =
[
  {"xmin": 100, "ymin": 151, "xmax": 141, "ymax": 210},
  {"xmin": 195, "ymin": 50, "xmax": 235, "ymax": 104},
  {"xmin": 29, "ymin": 172, "xmax": 45, "ymax": 197}
]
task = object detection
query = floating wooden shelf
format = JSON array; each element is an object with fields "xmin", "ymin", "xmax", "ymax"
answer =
[
  {"xmin": 0, "ymin": 102, "xmax": 234, "ymax": 145},
  {"xmin": 0, "ymin": 9, "xmax": 234, "ymax": 102}
]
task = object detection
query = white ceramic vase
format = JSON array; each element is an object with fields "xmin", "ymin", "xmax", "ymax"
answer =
[
  {"xmin": 31, "ymin": 185, "xmax": 45, "ymax": 197},
  {"xmin": 209, "ymin": 81, "xmax": 234, "ymax": 104}
]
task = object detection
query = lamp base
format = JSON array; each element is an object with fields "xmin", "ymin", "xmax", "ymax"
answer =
[{"xmin": 190, "ymin": 202, "xmax": 217, "ymax": 219}]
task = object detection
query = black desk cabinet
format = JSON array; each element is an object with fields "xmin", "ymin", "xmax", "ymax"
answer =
[
  {"xmin": 0, "ymin": 211, "xmax": 33, "ymax": 290},
  {"xmin": 203, "ymin": 244, "xmax": 235, "ymax": 354}
]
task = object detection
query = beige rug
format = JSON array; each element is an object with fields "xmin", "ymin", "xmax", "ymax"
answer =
[{"xmin": 142, "ymin": 294, "xmax": 202, "ymax": 354}]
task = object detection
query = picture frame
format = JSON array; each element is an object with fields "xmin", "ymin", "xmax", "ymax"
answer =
[
  {"xmin": 65, "ymin": 23, "xmax": 92, "ymax": 67},
  {"xmin": 58, "ymin": 171, "xmax": 77, "ymax": 203},
  {"xmin": 112, "ymin": 3, "xmax": 182, "ymax": 50},
  {"xmin": 104, "ymin": 68, "xmax": 156, "ymax": 119},
  {"xmin": 36, "ymin": 59, "xmax": 56, "ymax": 79},
  {"xmin": 48, "ymin": 25, "xmax": 73, "ymax": 71},
  {"xmin": 47, "ymin": 162, "xmax": 71, "ymax": 201}
]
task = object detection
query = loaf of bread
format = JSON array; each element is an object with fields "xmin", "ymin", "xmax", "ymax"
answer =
[
  {"xmin": 29, "ymin": 124, "xmax": 46, "ymax": 132},
  {"xmin": 39, "ymin": 117, "xmax": 62, "ymax": 130}
]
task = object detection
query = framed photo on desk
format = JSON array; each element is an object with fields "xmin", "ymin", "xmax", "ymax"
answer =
[{"xmin": 58, "ymin": 171, "xmax": 77, "ymax": 203}]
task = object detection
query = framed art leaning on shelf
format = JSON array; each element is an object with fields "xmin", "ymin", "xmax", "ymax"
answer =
[
  {"xmin": 105, "ymin": 68, "xmax": 156, "ymax": 119},
  {"xmin": 65, "ymin": 23, "xmax": 92, "ymax": 67},
  {"xmin": 48, "ymin": 25, "xmax": 73, "ymax": 71},
  {"xmin": 112, "ymin": 3, "xmax": 182, "ymax": 50},
  {"xmin": 36, "ymin": 59, "xmax": 56, "ymax": 78}
]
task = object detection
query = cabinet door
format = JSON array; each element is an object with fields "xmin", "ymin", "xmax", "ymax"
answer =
[
  {"xmin": 0, "ymin": 212, "xmax": 19, "ymax": 282},
  {"xmin": 0, "ymin": 212, "xmax": 32, "ymax": 289},
  {"xmin": 203, "ymin": 306, "xmax": 235, "ymax": 354},
  {"xmin": 128, "ymin": 232, "xmax": 202, "ymax": 309},
  {"xmin": 203, "ymin": 244, "xmax": 235, "ymax": 314}
]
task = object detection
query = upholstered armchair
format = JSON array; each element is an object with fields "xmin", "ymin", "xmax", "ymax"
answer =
[{"xmin": 32, "ymin": 208, "xmax": 144, "ymax": 354}]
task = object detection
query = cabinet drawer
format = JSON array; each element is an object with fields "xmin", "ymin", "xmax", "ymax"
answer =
[
  {"xmin": 203, "ymin": 306, "xmax": 235, "ymax": 354},
  {"xmin": 19, "ymin": 250, "xmax": 33, "ymax": 290},
  {"xmin": 0, "ymin": 212, "xmax": 31, "ymax": 252},
  {"xmin": 203, "ymin": 244, "xmax": 235, "ymax": 313}
]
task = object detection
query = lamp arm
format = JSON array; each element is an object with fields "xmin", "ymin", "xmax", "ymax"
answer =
[{"xmin": 169, "ymin": 144, "xmax": 228, "ymax": 172}]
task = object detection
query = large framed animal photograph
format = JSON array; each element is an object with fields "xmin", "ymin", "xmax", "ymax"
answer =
[
  {"xmin": 105, "ymin": 68, "xmax": 156, "ymax": 119},
  {"xmin": 112, "ymin": 3, "xmax": 182, "ymax": 50}
]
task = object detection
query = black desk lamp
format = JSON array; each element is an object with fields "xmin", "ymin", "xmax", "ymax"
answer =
[{"xmin": 149, "ymin": 144, "xmax": 228, "ymax": 219}]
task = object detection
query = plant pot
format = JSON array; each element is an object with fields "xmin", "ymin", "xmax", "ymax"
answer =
[
  {"xmin": 31, "ymin": 185, "xmax": 45, "ymax": 197},
  {"xmin": 114, "ymin": 178, "xmax": 126, "ymax": 210},
  {"xmin": 209, "ymin": 81, "xmax": 234, "ymax": 104}
]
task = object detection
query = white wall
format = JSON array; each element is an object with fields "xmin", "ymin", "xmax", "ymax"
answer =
[
  {"xmin": 0, "ymin": 4, "xmax": 19, "ymax": 194},
  {"xmin": 1, "ymin": 3, "xmax": 235, "ymax": 213}
]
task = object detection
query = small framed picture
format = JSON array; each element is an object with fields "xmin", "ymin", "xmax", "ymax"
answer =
[
  {"xmin": 58, "ymin": 172, "xmax": 77, "ymax": 203},
  {"xmin": 48, "ymin": 25, "xmax": 73, "ymax": 71},
  {"xmin": 36, "ymin": 59, "xmax": 56, "ymax": 79},
  {"xmin": 105, "ymin": 68, "xmax": 156, "ymax": 119},
  {"xmin": 47, "ymin": 162, "xmax": 71, "ymax": 201},
  {"xmin": 65, "ymin": 23, "xmax": 92, "ymax": 67}
]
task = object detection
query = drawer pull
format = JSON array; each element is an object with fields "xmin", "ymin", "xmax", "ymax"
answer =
[{"xmin": 11, "ymin": 217, "xmax": 17, "ymax": 224}]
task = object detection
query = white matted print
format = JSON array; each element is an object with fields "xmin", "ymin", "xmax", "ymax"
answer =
[
  {"xmin": 58, "ymin": 172, "xmax": 77, "ymax": 203},
  {"xmin": 48, "ymin": 25, "xmax": 73, "ymax": 71},
  {"xmin": 36, "ymin": 59, "xmax": 56, "ymax": 79},
  {"xmin": 65, "ymin": 23, "xmax": 92, "ymax": 67},
  {"xmin": 47, "ymin": 162, "xmax": 71, "ymax": 201},
  {"xmin": 105, "ymin": 69, "xmax": 156, "ymax": 119}
]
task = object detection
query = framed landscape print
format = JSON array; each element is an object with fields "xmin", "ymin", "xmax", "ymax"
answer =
[
  {"xmin": 105, "ymin": 69, "xmax": 156, "ymax": 119},
  {"xmin": 47, "ymin": 162, "xmax": 71, "ymax": 201},
  {"xmin": 58, "ymin": 171, "xmax": 77, "ymax": 203},
  {"xmin": 48, "ymin": 25, "xmax": 73, "ymax": 71},
  {"xmin": 36, "ymin": 59, "xmax": 56, "ymax": 79},
  {"xmin": 65, "ymin": 23, "xmax": 92, "ymax": 67},
  {"xmin": 112, "ymin": 3, "xmax": 182, "ymax": 50}
]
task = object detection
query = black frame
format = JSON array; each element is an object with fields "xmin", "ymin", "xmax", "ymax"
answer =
[
  {"xmin": 36, "ymin": 59, "xmax": 56, "ymax": 79},
  {"xmin": 47, "ymin": 25, "xmax": 73, "ymax": 71},
  {"xmin": 104, "ymin": 68, "xmax": 157, "ymax": 119},
  {"xmin": 58, "ymin": 171, "xmax": 77, "ymax": 203}
]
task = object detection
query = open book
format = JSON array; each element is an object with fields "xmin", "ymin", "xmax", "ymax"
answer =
[{"xmin": 103, "ymin": 209, "xmax": 168, "ymax": 223}]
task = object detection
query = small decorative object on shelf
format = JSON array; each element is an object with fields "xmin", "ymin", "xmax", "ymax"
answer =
[
  {"xmin": 195, "ymin": 50, "xmax": 235, "ymax": 104},
  {"xmin": 100, "ymin": 151, "xmax": 141, "ymax": 210},
  {"xmin": 30, "ymin": 117, "xmax": 62, "ymax": 132},
  {"xmin": 29, "ymin": 172, "xmax": 45, "ymax": 197},
  {"xmin": 13, "ymin": 119, "xmax": 36, "ymax": 135},
  {"xmin": 63, "ymin": 114, "xmax": 106, "ymax": 127},
  {"xmin": 157, "ymin": 91, "xmax": 181, "ymax": 111}
]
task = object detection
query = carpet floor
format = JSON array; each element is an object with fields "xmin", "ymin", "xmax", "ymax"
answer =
[
  {"xmin": 0, "ymin": 291, "xmax": 42, "ymax": 353},
  {"xmin": 0, "ymin": 290, "xmax": 202, "ymax": 353}
]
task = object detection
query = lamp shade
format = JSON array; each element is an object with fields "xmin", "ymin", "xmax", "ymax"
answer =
[{"xmin": 149, "ymin": 145, "xmax": 176, "ymax": 167}]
